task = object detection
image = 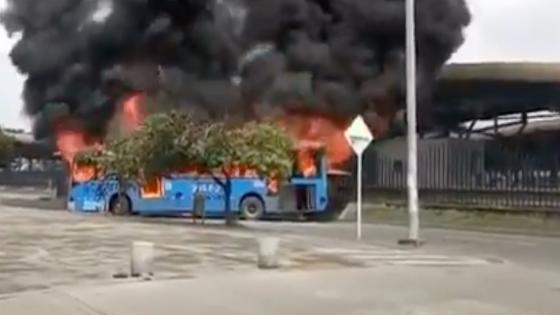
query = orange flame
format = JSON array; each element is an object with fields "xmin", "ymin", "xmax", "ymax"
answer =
[
  {"xmin": 61, "ymin": 94, "xmax": 357, "ymax": 192},
  {"xmin": 141, "ymin": 177, "xmax": 163, "ymax": 198},
  {"xmin": 55, "ymin": 121, "xmax": 102, "ymax": 183},
  {"xmin": 72, "ymin": 166, "xmax": 96, "ymax": 183},
  {"xmin": 296, "ymin": 148, "xmax": 318, "ymax": 177},
  {"xmin": 122, "ymin": 93, "xmax": 146, "ymax": 132},
  {"xmin": 56, "ymin": 125, "xmax": 87, "ymax": 164},
  {"xmin": 278, "ymin": 111, "xmax": 353, "ymax": 171},
  {"xmin": 56, "ymin": 93, "xmax": 146, "ymax": 183}
]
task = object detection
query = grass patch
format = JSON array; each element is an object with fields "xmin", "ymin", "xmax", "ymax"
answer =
[{"xmin": 363, "ymin": 203, "xmax": 560, "ymax": 237}]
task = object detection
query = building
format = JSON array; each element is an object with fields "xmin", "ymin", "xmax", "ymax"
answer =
[
  {"xmin": 364, "ymin": 62, "xmax": 560, "ymax": 210},
  {"xmin": 0, "ymin": 129, "xmax": 65, "ymax": 191}
]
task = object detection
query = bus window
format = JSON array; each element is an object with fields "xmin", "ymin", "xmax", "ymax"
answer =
[
  {"xmin": 297, "ymin": 150, "xmax": 318, "ymax": 177},
  {"xmin": 141, "ymin": 178, "xmax": 163, "ymax": 198},
  {"xmin": 293, "ymin": 150, "xmax": 322, "ymax": 178}
]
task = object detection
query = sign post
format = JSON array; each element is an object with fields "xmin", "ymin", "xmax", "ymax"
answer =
[{"xmin": 345, "ymin": 115, "xmax": 374, "ymax": 241}]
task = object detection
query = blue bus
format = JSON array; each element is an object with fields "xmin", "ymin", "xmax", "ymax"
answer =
[{"xmin": 67, "ymin": 150, "xmax": 351, "ymax": 220}]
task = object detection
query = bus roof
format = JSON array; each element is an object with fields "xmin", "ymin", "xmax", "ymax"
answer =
[
  {"xmin": 328, "ymin": 169, "xmax": 352, "ymax": 176},
  {"xmin": 294, "ymin": 140, "xmax": 326, "ymax": 151}
]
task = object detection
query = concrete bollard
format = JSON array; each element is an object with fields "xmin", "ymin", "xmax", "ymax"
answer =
[
  {"xmin": 257, "ymin": 237, "xmax": 280, "ymax": 269},
  {"xmin": 131, "ymin": 241, "xmax": 155, "ymax": 278}
]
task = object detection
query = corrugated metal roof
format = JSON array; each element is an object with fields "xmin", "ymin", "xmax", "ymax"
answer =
[
  {"xmin": 2, "ymin": 130, "xmax": 35, "ymax": 144},
  {"xmin": 441, "ymin": 62, "xmax": 560, "ymax": 83},
  {"xmin": 495, "ymin": 118, "xmax": 560, "ymax": 137},
  {"xmin": 456, "ymin": 116, "xmax": 560, "ymax": 140}
]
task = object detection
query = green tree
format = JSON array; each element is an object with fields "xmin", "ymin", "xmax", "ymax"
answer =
[
  {"xmin": 190, "ymin": 121, "xmax": 295, "ymax": 225},
  {"xmin": 78, "ymin": 111, "xmax": 295, "ymax": 225},
  {"xmin": 0, "ymin": 129, "xmax": 15, "ymax": 164}
]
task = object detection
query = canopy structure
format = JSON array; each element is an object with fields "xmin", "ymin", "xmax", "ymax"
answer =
[
  {"xmin": 432, "ymin": 63, "xmax": 560, "ymax": 131},
  {"xmin": 3, "ymin": 130, "xmax": 58, "ymax": 161}
]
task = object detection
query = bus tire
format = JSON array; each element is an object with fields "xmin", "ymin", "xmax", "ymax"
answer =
[
  {"xmin": 240, "ymin": 196, "xmax": 265, "ymax": 221},
  {"xmin": 109, "ymin": 195, "xmax": 131, "ymax": 216}
]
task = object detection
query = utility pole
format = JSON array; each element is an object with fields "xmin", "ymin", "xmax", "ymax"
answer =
[{"xmin": 399, "ymin": 0, "xmax": 422, "ymax": 246}]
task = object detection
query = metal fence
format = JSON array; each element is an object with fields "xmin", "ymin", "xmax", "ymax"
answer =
[
  {"xmin": 363, "ymin": 138, "xmax": 560, "ymax": 211},
  {"xmin": 0, "ymin": 158, "xmax": 67, "ymax": 196}
]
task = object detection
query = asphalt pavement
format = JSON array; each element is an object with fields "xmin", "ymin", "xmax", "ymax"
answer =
[
  {"xmin": 0, "ymin": 206, "xmax": 493, "ymax": 294},
  {"xmin": 1, "ymin": 195, "xmax": 559, "ymax": 314},
  {"xmin": 1, "ymin": 264, "xmax": 558, "ymax": 315},
  {"xmin": 246, "ymin": 220, "xmax": 560, "ymax": 272}
]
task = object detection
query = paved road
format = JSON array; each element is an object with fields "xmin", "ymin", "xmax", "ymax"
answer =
[
  {"xmin": 2, "ymin": 264, "xmax": 558, "ymax": 315},
  {"xmin": 247, "ymin": 221, "xmax": 560, "ymax": 272},
  {"xmin": 1, "ymin": 204, "xmax": 559, "ymax": 314},
  {"xmin": 0, "ymin": 206, "xmax": 492, "ymax": 294},
  {"xmin": 3, "ymin": 187, "xmax": 558, "ymax": 271}
]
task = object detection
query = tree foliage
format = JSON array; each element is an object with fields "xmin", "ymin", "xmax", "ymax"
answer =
[
  {"xmin": 76, "ymin": 110, "xmax": 295, "ymax": 188},
  {"xmin": 76, "ymin": 137, "xmax": 141, "ymax": 183},
  {"xmin": 0, "ymin": 129, "xmax": 15, "ymax": 162},
  {"xmin": 191, "ymin": 121, "xmax": 295, "ymax": 179}
]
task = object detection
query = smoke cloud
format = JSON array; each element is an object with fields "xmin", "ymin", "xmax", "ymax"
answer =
[{"xmin": 1, "ymin": 0, "xmax": 471, "ymax": 139}]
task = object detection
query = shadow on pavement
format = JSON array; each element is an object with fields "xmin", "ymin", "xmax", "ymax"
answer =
[{"xmin": 1, "ymin": 198, "xmax": 66, "ymax": 211}]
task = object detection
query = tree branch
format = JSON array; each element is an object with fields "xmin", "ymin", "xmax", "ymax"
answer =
[{"xmin": 209, "ymin": 171, "xmax": 226, "ymax": 188}]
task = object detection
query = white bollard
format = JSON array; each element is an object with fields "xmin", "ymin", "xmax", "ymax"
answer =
[
  {"xmin": 131, "ymin": 241, "xmax": 155, "ymax": 278},
  {"xmin": 257, "ymin": 237, "xmax": 280, "ymax": 269}
]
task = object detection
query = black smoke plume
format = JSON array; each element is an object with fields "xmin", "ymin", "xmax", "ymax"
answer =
[{"xmin": 1, "ymin": 0, "xmax": 471, "ymax": 139}]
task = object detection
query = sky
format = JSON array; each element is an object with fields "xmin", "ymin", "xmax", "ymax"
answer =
[{"xmin": 0, "ymin": 0, "xmax": 559, "ymax": 131}]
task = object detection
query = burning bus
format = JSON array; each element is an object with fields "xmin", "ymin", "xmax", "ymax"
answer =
[
  {"xmin": 67, "ymin": 142, "xmax": 351, "ymax": 221},
  {"xmin": 58, "ymin": 94, "xmax": 353, "ymax": 220}
]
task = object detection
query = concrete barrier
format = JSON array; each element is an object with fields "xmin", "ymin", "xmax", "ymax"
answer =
[
  {"xmin": 257, "ymin": 237, "xmax": 280, "ymax": 269},
  {"xmin": 131, "ymin": 241, "xmax": 155, "ymax": 278}
]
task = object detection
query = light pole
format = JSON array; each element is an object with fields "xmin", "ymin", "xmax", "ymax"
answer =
[{"xmin": 399, "ymin": 0, "xmax": 421, "ymax": 246}]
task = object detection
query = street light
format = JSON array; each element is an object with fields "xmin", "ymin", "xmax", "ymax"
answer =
[{"xmin": 399, "ymin": 0, "xmax": 421, "ymax": 246}]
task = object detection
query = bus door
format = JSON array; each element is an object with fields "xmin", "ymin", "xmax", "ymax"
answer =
[{"xmin": 294, "ymin": 152, "xmax": 322, "ymax": 211}]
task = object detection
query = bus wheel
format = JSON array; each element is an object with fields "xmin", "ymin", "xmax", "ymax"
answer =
[
  {"xmin": 240, "ymin": 196, "xmax": 264, "ymax": 221},
  {"xmin": 109, "ymin": 195, "xmax": 131, "ymax": 216}
]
